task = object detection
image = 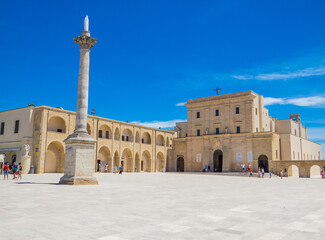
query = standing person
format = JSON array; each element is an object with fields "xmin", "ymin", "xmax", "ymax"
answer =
[
  {"xmin": 18, "ymin": 163, "xmax": 22, "ymax": 180},
  {"xmin": 98, "ymin": 163, "xmax": 101, "ymax": 173},
  {"xmin": 284, "ymin": 168, "xmax": 288, "ymax": 177},
  {"xmin": 0, "ymin": 162, "xmax": 3, "ymax": 175},
  {"xmin": 119, "ymin": 165, "xmax": 123, "ymax": 174},
  {"xmin": 258, "ymin": 168, "xmax": 261, "ymax": 178},
  {"xmin": 261, "ymin": 168, "xmax": 265, "ymax": 178},
  {"xmin": 3, "ymin": 162, "xmax": 9, "ymax": 180},
  {"xmin": 12, "ymin": 161, "xmax": 18, "ymax": 180},
  {"xmin": 248, "ymin": 164, "xmax": 251, "ymax": 172},
  {"xmin": 207, "ymin": 165, "xmax": 211, "ymax": 172},
  {"xmin": 105, "ymin": 164, "xmax": 108, "ymax": 173},
  {"xmin": 269, "ymin": 171, "xmax": 272, "ymax": 178},
  {"xmin": 241, "ymin": 163, "xmax": 246, "ymax": 173},
  {"xmin": 249, "ymin": 171, "xmax": 253, "ymax": 177},
  {"xmin": 280, "ymin": 170, "xmax": 283, "ymax": 179},
  {"xmin": 321, "ymin": 170, "xmax": 324, "ymax": 179}
]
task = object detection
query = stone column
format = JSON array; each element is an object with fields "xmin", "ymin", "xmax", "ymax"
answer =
[{"xmin": 59, "ymin": 16, "xmax": 98, "ymax": 185}]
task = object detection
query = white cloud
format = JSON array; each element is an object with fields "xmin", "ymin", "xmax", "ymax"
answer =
[
  {"xmin": 264, "ymin": 96, "xmax": 325, "ymax": 107},
  {"xmin": 176, "ymin": 102, "xmax": 186, "ymax": 107},
  {"xmin": 131, "ymin": 119, "xmax": 186, "ymax": 129},
  {"xmin": 233, "ymin": 66, "xmax": 325, "ymax": 81}
]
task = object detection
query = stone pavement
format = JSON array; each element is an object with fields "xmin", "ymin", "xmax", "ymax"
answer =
[{"xmin": 1, "ymin": 173, "xmax": 325, "ymax": 240}]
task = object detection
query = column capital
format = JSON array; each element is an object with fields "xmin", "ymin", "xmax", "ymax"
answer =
[{"xmin": 74, "ymin": 35, "xmax": 97, "ymax": 50}]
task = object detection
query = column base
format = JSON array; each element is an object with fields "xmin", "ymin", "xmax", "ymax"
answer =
[{"xmin": 59, "ymin": 176, "xmax": 98, "ymax": 185}]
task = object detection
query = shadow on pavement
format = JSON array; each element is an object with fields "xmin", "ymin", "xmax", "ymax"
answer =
[{"xmin": 15, "ymin": 182, "xmax": 59, "ymax": 185}]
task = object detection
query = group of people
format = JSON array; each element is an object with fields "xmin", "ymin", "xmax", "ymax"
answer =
[
  {"xmin": 1, "ymin": 161, "xmax": 22, "ymax": 180},
  {"xmin": 97, "ymin": 162, "xmax": 124, "ymax": 174}
]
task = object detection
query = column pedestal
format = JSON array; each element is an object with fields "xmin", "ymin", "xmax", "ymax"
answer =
[{"xmin": 59, "ymin": 132, "xmax": 98, "ymax": 185}]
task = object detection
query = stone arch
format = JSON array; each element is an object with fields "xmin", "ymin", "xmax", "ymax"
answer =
[
  {"xmin": 310, "ymin": 165, "xmax": 322, "ymax": 178},
  {"xmin": 45, "ymin": 141, "xmax": 64, "ymax": 173},
  {"xmin": 48, "ymin": 116, "xmax": 66, "ymax": 133},
  {"xmin": 135, "ymin": 131, "xmax": 140, "ymax": 143},
  {"xmin": 156, "ymin": 152, "xmax": 165, "ymax": 172},
  {"xmin": 135, "ymin": 152, "xmax": 140, "ymax": 172},
  {"xmin": 98, "ymin": 146, "xmax": 112, "ymax": 172},
  {"xmin": 288, "ymin": 165, "xmax": 299, "ymax": 177},
  {"xmin": 113, "ymin": 151, "xmax": 120, "ymax": 172},
  {"xmin": 142, "ymin": 132, "xmax": 151, "ymax": 144},
  {"xmin": 156, "ymin": 134, "xmax": 165, "ymax": 146},
  {"xmin": 177, "ymin": 156, "xmax": 184, "ymax": 172},
  {"xmin": 166, "ymin": 138, "xmax": 170, "ymax": 147},
  {"xmin": 122, "ymin": 128, "xmax": 133, "ymax": 142},
  {"xmin": 99, "ymin": 124, "xmax": 112, "ymax": 139},
  {"xmin": 258, "ymin": 154, "xmax": 269, "ymax": 172},
  {"xmin": 142, "ymin": 150, "xmax": 151, "ymax": 172},
  {"xmin": 114, "ymin": 128, "xmax": 120, "ymax": 141},
  {"xmin": 87, "ymin": 123, "xmax": 91, "ymax": 135},
  {"xmin": 213, "ymin": 150, "xmax": 223, "ymax": 172},
  {"xmin": 121, "ymin": 148, "xmax": 133, "ymax": 172}
]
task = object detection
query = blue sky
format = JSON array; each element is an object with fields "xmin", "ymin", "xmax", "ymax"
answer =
[{"xmin": 1, "ymin": 0, "xmax": 324, "ymax": 157}]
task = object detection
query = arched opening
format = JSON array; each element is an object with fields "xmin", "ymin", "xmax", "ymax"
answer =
[
  {"xmin": 87, "ymin": 123, "xmax": 91, "ymax": 135},
  {"xmin": 310, "ymin": 165, "xmax": 322, "ymax": 178},
  {"xmin": 142, "ymin": 150, "xmax": 151, "ymax": 172},
  {"xmin": 142, "ymin": 132, "xmax": 151, "ymax": 144},
  {"xmin": 48, "ymin": 116, "xmax": 66, "ymax": 133},
  {"xmin": 121, "ymin": 148, "xmax": 133, "ymax": 172},
  {"xmin": 258, "ymin": 155, "xmax": 269, "ymax": 172},
  {"xmin": 166, "ymin": 138, "xmax": 170, "ymax": 147},
  {"xmin": 45, "ymin": 141, "xmax": 64, "ymax": 173},
  {"xmin": 156, "ymin": 135, "xmax": 165, "ymax": 146},
  {"xmin": 156, "ymin": 152, "xmax": 165, "ymax": 172},
  {"xmin": 11, "ymin": 154, "xmax": 17, "ymax": 165},
  {"xmin": 113, "ymin": 151, "xmax": 120, "ymax": 173},
  {"xmin": 177, "ymin": 157, "xmax": 184, "ymax": 172},
  {"xmin": 213, "ymin": 150, "xmax": 223, "ymax": 172},
  {"xmin": 135, "ymin": 131, "xmax": 140, "ymax": 143},
  {"xmin": 98, "ymin": 146, "xmax": 112, "ymax": 172},
  {"xmin": 135, "ymin": 153, "xmax": 140, "ymax": 172},
  {"xmin": 122, "ymin": 129, "xmax": 133, "ymax": 142},
  {"xmin": 99, "ymin": 124, "xmax": 112, "ymax": 139},
  {"xmin": 288, "ymin": 165, "xmax": 299, "ymax": 177},
  {"xmin": 114, "ymin": 128, "xmax": 120, "ymax": 141}
]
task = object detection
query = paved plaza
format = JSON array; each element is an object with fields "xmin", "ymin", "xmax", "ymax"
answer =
[{"xmin": 1, "ymin": 173, "xmax": 325, "ymax": 240}]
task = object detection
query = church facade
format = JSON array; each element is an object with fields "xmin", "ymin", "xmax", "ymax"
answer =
[
  {"xmin": 169, "ymin": 91, "xmax": 323, "ymax": 177},
  {"xmin": 0, "ymin": 106, "xmax": 175, "ymax": 174}
]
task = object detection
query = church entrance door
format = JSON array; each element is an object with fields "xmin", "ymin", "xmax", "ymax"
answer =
[
  {"xmin": 258, "ymin": 155, "xmax": 269, "ymax": 172},
  {"xmin": 213, "ymin": 150, "xmax": 223, "ymax": 172},
  {"xmin": 177, "ymin": 157, "xmax": 184, "ymax": 172}
]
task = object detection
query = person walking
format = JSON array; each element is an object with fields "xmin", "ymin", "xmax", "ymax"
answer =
[
  {"xmin": 269, "ymin": 171, "xmax": 272, "ymax": 178},
  {"xmin": 3, "ymin": 162, "xmax": 9, "ymax": 180},
  {"xmin": 261, "ymin": 168, "xmax": 265, "ymax": 178},
  {"xmin": 12, "ymin": 162, "xmax": 18, "ymax": 180},
  {"xmin": 241, "ymin": 163, "xmax": 246, "ymax": 173},
  {"xmin": 105, "ymin": 164, "xmax": 108, "ymax": 173},
  {"xmin": 321, "ymin": 170, "xmax": 324, "ymax": 179},
  {"xmin": 280, "ymin": 170, "xmax": 283, "ymax": 179},
  {"xmin": 18, "ymin": 163, "xmax": 22, "ymax": 180},
  {"xmin": 258, "ymin": 168, "xmax": 261, "ymax": 178},
  {"xmin": 119, "ymin": 165, "xmax": 123, "ymax": 174}
]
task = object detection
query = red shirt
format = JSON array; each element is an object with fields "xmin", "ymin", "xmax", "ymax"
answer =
[{"xmin": 4, "ymin": 165, "xmax": 9, "ymax": 171}]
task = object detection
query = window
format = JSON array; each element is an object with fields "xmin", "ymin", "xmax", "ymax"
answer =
[
  {"xmin": 197, "ymin": 112, "xmax": 200, "ymax": 118},
  {"xmin": 293, "ymin": 151, "xmax": 295, "ymax": 160},
  {"xmin": 105, "ymin": 131, "xmax": 109, "ymax": 139},
  {"xmin": 215, "ymin": 109, "xmax": 219, "ymax": 116},
  {"xmin": 57, "ymin": 129, "xmax": 63, "ymax": 133},
  {"xmin": 216, "ymin": 128, "xmax": 219, "ymax": 134},
  {"xmin": 126, "ymin": 136, "xmax": 129, "ymax": 141},
  {"xmin": 14, "ymin": 120, "xmax": 19, "ymax": 134},
  {"xmin": 236, "ymin": 107, "xmax": 240, "ymax": 114},
  {"xmin": 0, "ymin": 122, "xmax": 4, "ymax": 135},
  {"xmin": 276, "ymin": 150, "xmax": 278, "ymax": 159},
  {"xmin": 122, "ymin": 136, "xmax": 125, "ymax": 141},
  {"xmin": 98, "ymin": 130, "xmax": 103, "ymax": 138},
  {"xmin": 256, "ymin": 128, "xmax": 259, "ymax": 132},
  {"xmin": 236, "ymin": 126, "xmax": 240, "ymax": 133},
  {"xmin": 197, "ymin": 129, "xmax": 200, "ymax": 136},
  {"xmin": 255, "ymin": 108, "xmax": 258, "ymax": 115},
  {"xmin": 294, "ymin": 130, "xmax": 297, "ymax": 136},
  {"xmin": 142, "ymin": 138, "xmax": 144, "ymax": 143}
]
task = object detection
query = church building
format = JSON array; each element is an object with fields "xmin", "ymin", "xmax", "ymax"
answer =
[{"xmin": 170, "ymin": 91, "xmax": 322, "ymax": 177}]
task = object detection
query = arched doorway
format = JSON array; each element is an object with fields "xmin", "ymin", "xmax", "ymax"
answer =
[
  {"xmin": 142, "ymin": 151, "xmax": 151, "ymax": 172},
  {"xmin": 258, "ymin": 155, "xmax": 269, "ymax": 172},
  {"xmin": 45, "ymin": 141, "xmax": 64, "ymax": 173},
  {"xmin": 135, "ymin": 153, "xmax": 140, "ymax": 172},
  {"xmin": 213, "ymin": 150, "xmax": 223, "ymax": 172},
  {"xmin": 156, "ymin": 152, "xmax": 165, "ymax": 172},
  {"xmin": 177, "ymin": 157, "xmax": 184, "ymax": 172},
  {"xmin": 113, "ymin": 151, "xmax": 120, "ymax": 172},
  {"xmin": 288, "ymin": 165, "xmax": 299, "ymax": 177},
  {"xmin": 121, "ymin": 148, "xmax": 133, "ymax": 172},
  {"xmin": 98, "ymin": 146, "xmax": 112, "ymax": 172},
  {"xmin": 310, "ymin": 165, "xmax": 321, "ymax": 178}
]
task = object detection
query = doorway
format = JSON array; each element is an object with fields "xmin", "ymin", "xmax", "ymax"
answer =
[
  {"xmin": 177, "ymin": 157, "xmax": 184, "ymax": 172},
  {"xmin": 258, "ymin": 155, "xmax": 269, "ymax": 172},
  {"xmin": 213, "ymin": 150, "xmax": 223, "ymax": 172}
]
